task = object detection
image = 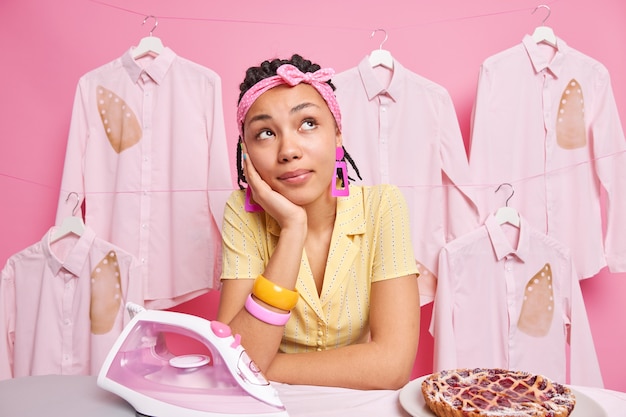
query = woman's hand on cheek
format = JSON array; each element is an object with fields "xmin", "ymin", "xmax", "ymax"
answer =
[{"xmin": 243, "ymin": 148, "xmax": 307, "ymax": 230}]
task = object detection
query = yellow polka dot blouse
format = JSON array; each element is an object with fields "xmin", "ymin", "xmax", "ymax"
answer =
[{"xmin": 221, "ymin": 184, "xmax": 418, "ymax": 353}]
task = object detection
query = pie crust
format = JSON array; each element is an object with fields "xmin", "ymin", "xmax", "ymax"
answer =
[{"xmin": 421, "ymin": 368, "xmax": 576, "ymax": 417}]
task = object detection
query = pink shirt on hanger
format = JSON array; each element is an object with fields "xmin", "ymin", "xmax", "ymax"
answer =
[
  {"xmin": 431, "ymin": 214, "xmax": 603, "ymax": 387},
  {"xmin": 0, "ymin": 227, "xmax": 143, "ymax": 380},
  {"xmin": 55, "ymin": 48, "xmax": 233, "ymax": 309},
  {"xmin": 334, "ymin": 57, "xmax": 479, "ymax": 305},
  {"xmin": 469, "ymin": 35, "xmax": 626, "ymax": 278}
]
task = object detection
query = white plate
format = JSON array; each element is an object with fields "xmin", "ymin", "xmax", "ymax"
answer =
[{"xmin": 399, "ymin": 375, "xmax": 606, "ymax": 417}]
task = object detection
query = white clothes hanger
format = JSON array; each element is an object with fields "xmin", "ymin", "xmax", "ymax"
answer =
[
  {"xmin": 494, "ymin": 183, "xmax": 520, "ymax": 227},
  {"xmin": 51, "ymin": 192, "xmax": 85, "ymax": 242},
  {"xmin": 368, "ymin": 28, "xmax": 394, "ymax": 70},
  {"xmin": 531, "ymin": 5, "xmax": 557, "ymax": 47},
  {"xmin": 132, "ymin": 15, "xmax": 164, "ymax": 59}
]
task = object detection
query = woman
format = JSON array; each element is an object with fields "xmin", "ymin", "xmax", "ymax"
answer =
[{"xmin": 217, "ymin": 54, "xmax": 420, "ymax": 390}]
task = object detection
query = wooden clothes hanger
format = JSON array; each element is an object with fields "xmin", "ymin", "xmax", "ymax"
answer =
[
  {"xmin": 531, "ymin": 5, "xmax": 557, "ymax": 47},
  {"xmin": 132, "ymin": 15, "xmax": 164, "ymax": 59},
  {"xmin": 51, "ymin": 192, "xmax": 85, "ymax": 242},
  {"xmin": 494, "ymin": 183, "xmax": 520, "ymax": 227},
  {"xmin": 368, "ymin": 28, "xmax": 394, "ymax": 70}
]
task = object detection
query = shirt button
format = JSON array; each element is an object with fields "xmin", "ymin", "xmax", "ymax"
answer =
[
  {"xmin": 316, "ymin": 340, "xmax": 323, "ymax": 346},
  {"xmin": 317, "ymin": 330, "xmax": 323, "ymax": 337},
  {"xmin": 316, "ymin": 348, "xmax": 322, "ymax": 352}
]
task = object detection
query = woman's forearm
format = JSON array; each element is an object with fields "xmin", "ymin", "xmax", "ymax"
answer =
[
  {"xmin": 265, "ymin": 274, "xmax": 420, "ymax": 390},
  {"xmin": 220, "ymin": 222, "xmax": 307, "ymax": 373},
  {"xmin": 262, "ymin": 222, "xmax": 307, "ymax": 290},
  {"xmin": 265, "ymin": 340, "xmax": 417, "ymax": 390}
]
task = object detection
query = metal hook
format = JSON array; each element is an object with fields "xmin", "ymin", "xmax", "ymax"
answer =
[
  {"xmin": 142, "ymin": 15, "xmax": 158, "ymax": 37},
  {"xmin": 495, "ymin": 183, "xmax": 514, "ymax": 207},
  {"xmin": 65, "ymin": 192, "xmax": 81, "ymax": 216},
  {"xmin": 532, "ymin": 4, "xmax": 551, "ymax": 25},
  {"xmin": 370, "ymin": 28, "xmax": 388, "ymax": 50}
]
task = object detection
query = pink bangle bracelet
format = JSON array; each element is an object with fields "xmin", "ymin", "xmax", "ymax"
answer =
[{"xmin": 244, "ymin": 294, "xmax": 291, "ymax": 326}]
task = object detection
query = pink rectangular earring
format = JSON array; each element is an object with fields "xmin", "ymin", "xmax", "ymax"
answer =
[
  {"xmin": 332, "ymin": 146, "xmax": 349, "ymax": 197},
  {"xmin": 245, "ymin": 187, "xmax": 264, "ymax": 212}
]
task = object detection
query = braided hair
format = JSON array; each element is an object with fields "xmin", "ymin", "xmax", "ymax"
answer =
[{"xmin": 235, "ymin": 54, "xmax": 361, "ymax": 190}]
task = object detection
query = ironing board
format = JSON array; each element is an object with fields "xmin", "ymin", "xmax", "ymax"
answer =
[{"xmin": 1, "ymin": 375, "xmax": 625, "ymax": 416}]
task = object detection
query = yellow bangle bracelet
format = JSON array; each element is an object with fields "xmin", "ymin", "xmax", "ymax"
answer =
[{"xmin": 252, "ymin": 275, "xmax": 299, "ymax": 311}]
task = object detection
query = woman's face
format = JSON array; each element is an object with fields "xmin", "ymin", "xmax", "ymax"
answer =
[{"xmin": 242, "ymin": 83, "xmax": 342, "ymax": 207}]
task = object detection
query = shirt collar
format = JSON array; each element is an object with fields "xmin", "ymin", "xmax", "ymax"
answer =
[
  {"xmin": 522, "ymin": 34, "xmax": 568, "ymax": 78},
  {"xmin": 45, "ymin": 226, "xmax": 97, "ymax": 276},
  {"xmin": 356, "ymin": 56, "xmax": 405, "ymax": 102},
  {"xmin": 121, "ymin": 47, "xmax": 176, "ymax": 84},
  {"xmin": 334, "ymin": 186, "xmax": 367, "ymax": 236},
  {"xmin": 266, "ymin": 186, "xmax": 366, "ymax": 237},
  {"xmin": 484, "ymin": 213, "xmax": 530, "ymax": 262}
]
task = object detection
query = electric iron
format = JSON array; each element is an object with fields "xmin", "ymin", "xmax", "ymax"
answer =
[{"xmin": 98, "ymin": 303, "xmax": 289, "ymax": 417}]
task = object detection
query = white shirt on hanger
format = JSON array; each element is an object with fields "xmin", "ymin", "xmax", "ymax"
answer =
[
  {"xmin": 0, "ymin": 227, "xmax": 143, "ymax": 380},
  {"xmin": 55, "ymin": 48, "xmax": 233, "ymax": 308},
  {"xmin": 469, "ymin": 35, "xmax": 626, "ymax": 278},
  {"xmin": 334, "ymin": 57, "xmax": 479, "ymax": 305},
  {"xmin": 431, "ymin": 213, "xmax": 603, "ymax": 387}
]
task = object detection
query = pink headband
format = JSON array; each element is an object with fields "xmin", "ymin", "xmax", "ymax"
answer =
[{"xmin": 236, "ymin": 64, "xmax": 342, "ymax": 138}]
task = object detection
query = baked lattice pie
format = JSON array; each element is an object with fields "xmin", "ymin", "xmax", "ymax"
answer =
[{"xmin": 421, "ymin": 368, "xmax": 576, "ymax": 417}]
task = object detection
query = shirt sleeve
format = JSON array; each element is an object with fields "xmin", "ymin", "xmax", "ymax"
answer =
[
  {"xmin": 567, "ymin": 270, "xmax": 604, "ymax": 387},
  {"xmin": 371, "ymin": 185, "xmax": 420, "ymax": 283},
  {"xmin": 205, "ymin": 73, "xmax": 234, "ymax": 231},
  {"xmin": 0, "ymin": 259, "xmax": 16, "ymax": 380},
  {"xmin": 438, "ymin": 91, "xmax": 481, "ymax": 242},
  {"xmin": 220, "ymin": 190, "xmax": 267, "ymax": 280},
  {"xmin": 467, "ymin": 62, "xmax": 494, "ymax": 216},
  {"xmin": 430, "ymin": 245, "xmax": 458, "ymax": 371},
  {"xmin": 591, "ymin": 70, "xmax": 626, "ymax": 273},
  {"xmin": 55, "ymin": 80, "xmax": 88, "ymax": 222}
]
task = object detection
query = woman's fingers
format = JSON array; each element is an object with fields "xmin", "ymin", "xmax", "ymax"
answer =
[
  {"xmin": 242, "ymin": 146, "xmax": 269, "ymax": 201},
  {"xmin": 241, "ymin": 145, "xmax": 306, "ymax": 228}
]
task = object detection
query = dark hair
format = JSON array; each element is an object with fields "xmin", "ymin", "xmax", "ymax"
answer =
[{"xmin": 236, "ymin": 54, "xmax": 361, "ymax": 189}]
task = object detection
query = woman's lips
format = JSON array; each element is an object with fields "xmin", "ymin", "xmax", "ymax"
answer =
[{"xmin": 278, "ymin": 169, "xmax": 312, "ymax": 183}]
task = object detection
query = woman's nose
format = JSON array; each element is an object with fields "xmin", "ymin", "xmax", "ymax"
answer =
[{"xmin": 277, "ymin": 134, "xmax": 302, "ymax": 162}]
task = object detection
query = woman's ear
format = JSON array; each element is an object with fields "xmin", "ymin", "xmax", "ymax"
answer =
[{"xmin": 335, "ymin": 130, "xmax": 343, "ymax": 148}]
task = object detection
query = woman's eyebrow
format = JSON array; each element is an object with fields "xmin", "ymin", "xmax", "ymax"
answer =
[
  {"xmin": 247, "ymin": 113, "xmax": 272, "ymax": 125},
  {"xmin": 291, "ymin": 102, "xmax": 320, "ymax": 114},
  {"xmin": 247, "ymin": 102, "xmax": 320, "ymax": 126}
]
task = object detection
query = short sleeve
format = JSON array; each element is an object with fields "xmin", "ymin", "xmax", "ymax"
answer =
[
  {"xmin": 370, "ymin": 185, "xmax": 419, "ymax": 283},
  {"xmin": 220, "ymin": 190, "xmax": 274, "ymax": 280}
]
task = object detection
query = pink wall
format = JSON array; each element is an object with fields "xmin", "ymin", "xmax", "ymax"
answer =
[{"xmin": 1, "ymin": 0, "xmax": 625, "ymax": 390}]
